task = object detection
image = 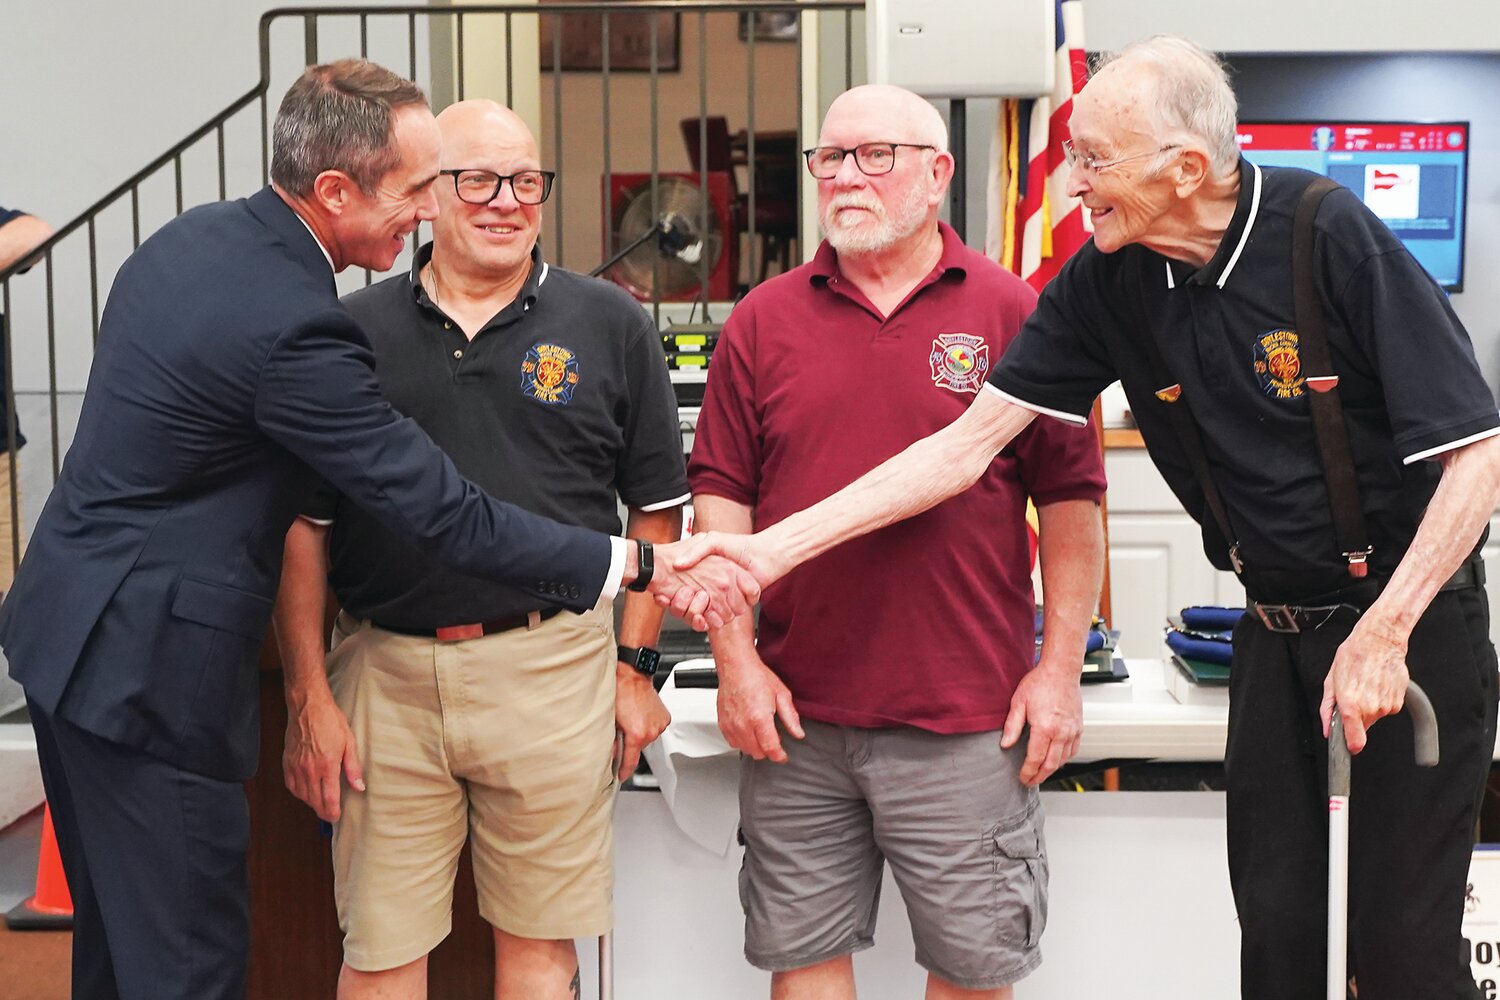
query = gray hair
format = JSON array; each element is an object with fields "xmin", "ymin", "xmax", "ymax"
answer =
[
  {"xmin": 270, "ymin": 59, "xmax": 428, "ymax": 197},
  {"xmin": 1092, "ymin": 36, "xmax": 1240, "ymax": 176}
]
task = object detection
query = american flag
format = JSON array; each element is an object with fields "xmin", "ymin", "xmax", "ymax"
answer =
[{"xmin": 987, "ymin": 0, "xmax": 1090, "ymax": 291}]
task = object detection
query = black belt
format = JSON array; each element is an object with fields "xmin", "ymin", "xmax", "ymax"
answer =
[
  {"xmin": 1250, "ymin": 557, "xmax": 1485, "ymax": 634},
  {"xmin": 372, "ymin": 608, "xmax": 561, "ymax": 641}
]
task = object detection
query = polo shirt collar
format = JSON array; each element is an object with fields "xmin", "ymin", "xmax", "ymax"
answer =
[
  {"xmin": 1164, "ymin": 157, "xmax": 1263, "ymax": 291},
  {"xmin": 406, "ymin": 240, "xmax": 551, "ymax": 319},
  {"xmin": 809, "ymin": 220, "xmax": 970, "ymax": 287}
]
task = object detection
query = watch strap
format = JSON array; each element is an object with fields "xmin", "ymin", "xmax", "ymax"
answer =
[
  {"xmin": 626, "ymin": 538, "xmax": 654, "ymax": 592},
  {"xmin": 617, "ymin": 643, "xmax": 660, "ymax": 677}
]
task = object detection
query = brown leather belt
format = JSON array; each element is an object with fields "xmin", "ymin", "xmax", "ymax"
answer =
[
  {"xmin": 1250, "ymin": 557, "xmax": 1485, "ymax": 634},
  {"xmin": 372, "ymin": 608, "xmax": 561, "ymax": 641}
]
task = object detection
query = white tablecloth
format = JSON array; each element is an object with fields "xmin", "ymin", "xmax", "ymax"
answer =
[{"xmin": 643, "ymin": 656, "xmax": 1230, "ymax": 854}]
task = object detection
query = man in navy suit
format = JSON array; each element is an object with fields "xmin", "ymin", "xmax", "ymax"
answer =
[{"xmin": 0, "ymin": 60, "xmax": 755, "ymax": 1000}]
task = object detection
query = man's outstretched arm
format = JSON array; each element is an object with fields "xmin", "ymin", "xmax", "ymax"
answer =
[
  {"xmin": 0, "ymin": 214, "xmax": 53, "ymax": 273},
  {"xmin": 681, "ymin": 390, "xmax": 1038, "ymax": 589}
]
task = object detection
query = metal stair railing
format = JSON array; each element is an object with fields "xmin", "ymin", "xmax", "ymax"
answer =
[{"xmin": 0, "ymin": 1, "xmax": 861, "ymax": 574}]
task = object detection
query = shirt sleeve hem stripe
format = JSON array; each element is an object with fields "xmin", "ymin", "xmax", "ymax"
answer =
[
  {"xmin": 637, "ymin": 492, "xmax": 691, "ymax": 512},
  {"xmin": 298, "ymin": 514, "xmax": 334, "ymax": 526},
  {"xmin": 1401, "ymin": 425, "xmax": 1500, "ymax": 465},
  {"xmin": 981, "ymin": 383, "xmax": 1090, "ymax": 427}
]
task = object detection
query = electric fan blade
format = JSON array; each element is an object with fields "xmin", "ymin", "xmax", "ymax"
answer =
[{"xmin": 610, "ymin": 177, "xmax": 724, "ymax": 299}]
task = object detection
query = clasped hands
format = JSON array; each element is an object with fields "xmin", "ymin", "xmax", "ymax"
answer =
[{"xmin": 646, "ymin": 531, "xmax": 784, "ymax": 630}]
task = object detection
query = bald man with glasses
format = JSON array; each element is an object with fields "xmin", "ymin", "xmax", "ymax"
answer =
[
  {"xmin": 275, "ymin": 98, "xmax": 686, "ymax": 1000},
  {"xmin": 689, "ymin": 84, "xmax": 1106, "ymax": 1000}
]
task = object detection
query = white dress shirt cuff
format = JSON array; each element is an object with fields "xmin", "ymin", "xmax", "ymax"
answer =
[{"xmin": 598, "ymin": 536, "xmax": 629, "ymax": 608}]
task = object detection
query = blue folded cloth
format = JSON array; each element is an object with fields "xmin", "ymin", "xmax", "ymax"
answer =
[
  {"xmin": 1165, "ymin": 630, "xmax": 1234, "ymax": 666},
  {"xmin": 1180, "ymin": 606, "xmax": 1246, "ymax": 631}
]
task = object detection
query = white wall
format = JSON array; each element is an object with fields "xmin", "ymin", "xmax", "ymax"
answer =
[
  {"xmin": 1, "ymin": 0, "xmax": 433, "ymax": 394},
  {"xmin": 6, "ymin": 0, "xmax": 1500, "ymax": 395},
  {"xmin": 1086, "ymin": 0, "xmax": 1500, "ymax": 53}
]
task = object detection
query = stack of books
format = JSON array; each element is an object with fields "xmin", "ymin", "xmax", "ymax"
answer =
[{"xmin": 1163, "ymin": 607, "xmax": 1242, "ymax": 705}]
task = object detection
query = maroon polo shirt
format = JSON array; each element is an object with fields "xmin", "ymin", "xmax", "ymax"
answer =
[{"xmin": 690, "ymin": 223, "xmax": 1106, "ymax": 733}]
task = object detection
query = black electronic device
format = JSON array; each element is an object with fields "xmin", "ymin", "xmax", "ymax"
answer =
[
  {"xmin": 1236, "ymin": 120, "xmax": 1470, "ymax": 291},
  {"xmin": 617, "ymin": 643, "xmax": 661, "ymax": 678}
]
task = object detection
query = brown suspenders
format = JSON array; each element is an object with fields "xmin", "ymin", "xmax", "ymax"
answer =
[{"xmin": 1138, "ymin": 175, "xmax": 1373, "ymax": 579}]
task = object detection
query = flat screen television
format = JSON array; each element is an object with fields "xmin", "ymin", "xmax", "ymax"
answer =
[{"xmin": 1235, "ymin": 121, "xmax": 1470, "ymax": 292}]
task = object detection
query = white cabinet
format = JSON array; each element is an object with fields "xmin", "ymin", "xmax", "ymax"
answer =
[
  {"xmin": 1104, "ymin": 449, "xmax": 1242, "ymax": 658},
  {"xmin": 1104, "ymin": 447, "xmax": 1500, "ymax": 655}
]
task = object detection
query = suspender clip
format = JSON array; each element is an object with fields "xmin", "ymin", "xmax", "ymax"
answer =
[
  {"xmin": 1344, "ymin": 547, "xmax": 1373, "ymax": 578},
  {"xmin": 1229, "ymin": 544, "xmax": 1244, "ymax": 575}
]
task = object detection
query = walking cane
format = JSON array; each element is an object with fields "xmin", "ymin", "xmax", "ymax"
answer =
[
  {"xmin": 596, "ymin": 729, "xmax": 626, "ymax": 1000},
  {"xmin": 599, "ymin": 931, "xmax": 614, "ymax": 1000},
  {"xmin": 1326, "ymin": 680, "xmax": 1440, "ymax": 1000}
]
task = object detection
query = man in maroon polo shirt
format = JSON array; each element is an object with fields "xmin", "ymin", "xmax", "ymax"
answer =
[{"xmin": 688, "ymin": 84, "xmax": 1106, "ymax": 1000}]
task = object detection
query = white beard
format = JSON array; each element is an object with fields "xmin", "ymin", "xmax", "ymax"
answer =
[{"xmin": 820, "ymin": 183, "xmax": 931, "ymax": 255}]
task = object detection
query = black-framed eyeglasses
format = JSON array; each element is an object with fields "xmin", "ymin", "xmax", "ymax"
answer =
[
  {"xmin": 440, "ymin": 168, "xmax": 556, "ymax": 205},
  {"xmin": 801, "ymin": 142, "xmax": 937, "ymax": 179},
  {"xmin": 1061, "ymin": 139, "xmax": 1181, "ymax": 175}
]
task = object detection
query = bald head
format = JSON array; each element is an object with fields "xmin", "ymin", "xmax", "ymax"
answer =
[
  {"xmin": 429, "ymin": 98, "xmax": 547, "ymax": 282},
  {"xmin": 821, "ymin": 84, "xmax": 948, "ymax": 151},
  {"xmin": 435, "ymin": 98, "xmax": 538, "ymax": 164},
  {"xmin": 1088, "ymin": 35, "xmax": 1239, "ymax": 175},
  {"xmin": 813, "ymin": 85, "xmax": 952, "ymax": 259}
]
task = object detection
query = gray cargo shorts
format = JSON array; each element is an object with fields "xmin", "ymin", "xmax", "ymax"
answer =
[{"xmin": 737, "ymin": 720, "xmax": 1047, "ymax": 990}]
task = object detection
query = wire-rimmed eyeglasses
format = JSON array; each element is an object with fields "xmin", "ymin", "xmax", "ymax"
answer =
[
  {"xmin": 440, "ymin": 168, "xmax": 556, "ymax": 205},
  {"xmin": 1062, "ymin": 139, "xmax": 1181, "ymax": 174},
  {"xmin": 802, "ymin": 142, "xmax": 937, "ymax": 179}
]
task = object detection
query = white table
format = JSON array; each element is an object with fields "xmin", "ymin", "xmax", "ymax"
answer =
[
  {"xmin": 644, "ymin": 657, "xmax": 1230, "ymax": 857},
  {"xmin": 620, "ymin": 659, "xmax": 1240, "ymax": 1000}
]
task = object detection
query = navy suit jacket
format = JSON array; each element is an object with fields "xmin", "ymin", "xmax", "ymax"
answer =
[{"xmin": 0, "ymin": 188, "xmax": 612, "ymax": 781}]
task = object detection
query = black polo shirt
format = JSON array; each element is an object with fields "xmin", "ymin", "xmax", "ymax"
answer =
[
  {"xmin": 307, "ymin": 242, "xmax": 687, "ymax": 627},
  {"xmin": 988, "ymin": 158, "xmax": 1499, "ymax": 576}
]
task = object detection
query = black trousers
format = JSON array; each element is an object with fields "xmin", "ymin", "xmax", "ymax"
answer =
[
  {"xmin": 1226, "ymin": 586, "xmax": 1497, "ymax": 1000},
  {"xmin": 28, "ymin": 702, "xmax": 250, "ymax": 1000}
]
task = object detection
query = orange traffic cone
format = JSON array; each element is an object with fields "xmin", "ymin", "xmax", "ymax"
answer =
[{"xmin": 4, "ymin": 802, "xmax": 73, "ymax": 930}]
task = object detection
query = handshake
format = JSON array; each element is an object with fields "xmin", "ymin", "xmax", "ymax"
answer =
[{"xmin": 630, "ymin": 532, "xmax": 787, "ymax": 631}]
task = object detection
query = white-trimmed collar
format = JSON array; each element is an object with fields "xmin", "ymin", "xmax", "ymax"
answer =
[
  {"xmin": 1163, "ymin": 160, "xmax": 1263, "ymax": 291},
  {"xmin": 1215, "ymin": 161, "xmax": 1262, "ymax": 289}
]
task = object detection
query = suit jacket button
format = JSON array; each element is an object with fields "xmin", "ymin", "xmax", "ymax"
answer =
[
  {"xmin": 570, "ymin": 585, "xmax": 581, "ymax": 599},
  {"xmin": 537, "ymin": 580, "xmax": 548, "ymax": 592}
]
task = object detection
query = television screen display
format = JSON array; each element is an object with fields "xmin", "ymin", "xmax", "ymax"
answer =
[{"xmin": 1235, "ymin": 121, "xmax": 1469, "ymax": 291}]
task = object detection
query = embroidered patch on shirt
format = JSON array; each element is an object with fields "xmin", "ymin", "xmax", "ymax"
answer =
[
  {"xmin": 929, "ymin": 333, "xmax": 989, "ymax": 395},
  {"xmin": 521, "ymin": 343, "xmax": 580, "ymax": 405},
  {"xmin": 1252, "ymin": 329, "xmax": 1305, "ymax": 399}
]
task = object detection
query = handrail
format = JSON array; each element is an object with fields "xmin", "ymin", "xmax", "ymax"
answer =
[
  {"xmin": 0, "ymin": 85, "xmax": 266, "ymax": 285},
  {"xmin": 0, "ymin": 0, "xmax": 862, "ymax": 572},
  {"xmin": 4, "ymin": 0, "xmax": 858, "ymax": 287}
]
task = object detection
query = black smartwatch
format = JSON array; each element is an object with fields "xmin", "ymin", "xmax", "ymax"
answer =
[
  {"xmin": 617, "ymin": 644, "xmax": 661, "ymax": 678},
  {"xmin": 626, "ymin": 538, "xmax": 654, "ymax": 592}
]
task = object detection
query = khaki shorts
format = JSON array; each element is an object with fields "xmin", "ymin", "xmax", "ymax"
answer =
[{"xmin": 327, "ymin": 607, "xmax": 617, "ymax": 971}]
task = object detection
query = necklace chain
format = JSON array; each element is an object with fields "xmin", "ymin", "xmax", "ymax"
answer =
[{"xmin": 425, "ymin": 259, "xmax": 442, "ymax": 310}]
